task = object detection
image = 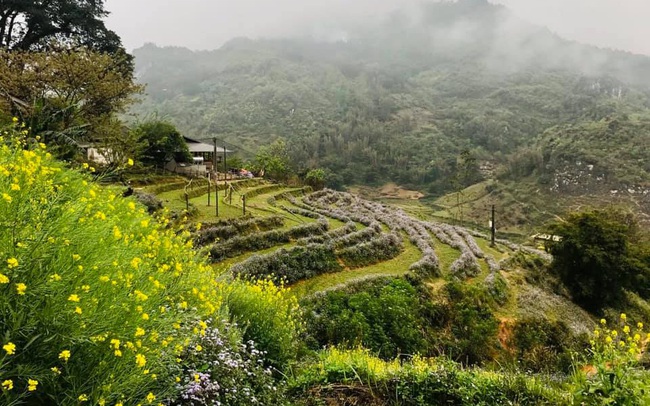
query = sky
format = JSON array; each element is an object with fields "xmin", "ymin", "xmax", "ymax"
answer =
[{"xmin": 104, "ymin": 0, "xmax": 650, "ymax": 56}]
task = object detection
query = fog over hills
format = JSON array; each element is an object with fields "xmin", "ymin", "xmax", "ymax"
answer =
[{"xmin": 105, "ymin": 0, "xmax": 650, "ymax": 56}]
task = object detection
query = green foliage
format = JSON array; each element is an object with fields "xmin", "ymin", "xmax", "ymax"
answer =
[
  {"xmin": 0, "ymin": 0, "xmax": 127, "ymax": 57},
  {"xmin": 290, "ymin": 348, "xmax": 572, "ymax": 405},
  {"xmin": 510, "ymin": 318, "xmax": 587, "ymax": 373},
  {"xmin": 303, "ymin": 277, "xmax": 434, "ymax": 359},
  {"xmin": 304, "ymin": 168, "xmax": 326, "ymax": 190},
  {"xmin": 438, "ymin": 282, "xmax": 501, "ymax": 364},
  {"xmin": 0, "ymin": 49, "xmax": 143, "ymax": 159},
  {"xmin": 548, "ymin": 209, "xmax": 649, "ymax": 312},
  {"xmin": 132, "ymin": 120, "xmax": 192, "ymax": 167},
  {"xmin": 254, "ymin": 140, "xmax": 292, "ymax": 182}
]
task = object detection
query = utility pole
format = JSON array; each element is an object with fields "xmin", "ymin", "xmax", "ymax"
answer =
[
  {"xmin": 207, "ymin": 174, "xmax": 211, "ymax": 207},
  {"xmin": 223, "ymin": 145, "xmax": 227, "ymax": 181},
  {"xmin": 216, "ymin": 183, "xmax": 219, "ymax": 217},
  {"xmin": 212, "ymin": 137, "xmax": 218, "ymax": 176},
  {"xmin": 490, "ymin": 205, "xmax": 496, "ymax": 247}
]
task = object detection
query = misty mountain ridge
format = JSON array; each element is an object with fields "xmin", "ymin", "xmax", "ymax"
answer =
[
  {"xmin": 136, "ymin": 0, "xmax": 650, "ymax": 87},
  {"xmin": 132, "ymin": 0, "xmax": 650, "ymax": 230}
]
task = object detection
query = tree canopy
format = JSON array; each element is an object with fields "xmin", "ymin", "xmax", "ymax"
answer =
[
  {"xmin": 548, "ymin": 210, "xmax": 650, "ymax": 312},
  {"xmin": 132, "ymin": 120, "xmax": 191, "ymax": 167},
  {"xmin": 0, "ymin": 0, "xmax": 124, "ymax": 55},
  {"xmin": 0, "ymin": 49, "xmax": 143, "ymax": 158}
]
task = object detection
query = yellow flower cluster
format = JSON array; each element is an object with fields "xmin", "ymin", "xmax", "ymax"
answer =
[
  {"xmin": 592, "ymin": 314, "xmax": 647, "ymax": 358},
  {"xmin": 0, "ymin": 130, "xmax": 225, "ymax": 404}
]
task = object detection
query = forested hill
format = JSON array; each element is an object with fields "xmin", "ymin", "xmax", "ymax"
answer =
[{"xmin": 131, "ymin": 0, "xmax": 650, "ymax": 226}]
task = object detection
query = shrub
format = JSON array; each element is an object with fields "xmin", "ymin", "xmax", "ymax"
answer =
[
  {"xmin": 194, "ymin": 216, "xmax": 285, "ymax": 246},
  {"xmin": 337, "ymin": 233, "xmax": 403, "ymax": 269},
  {"xmin": 230, "ymin": 244, "xmax": 342, "ymax": 284},
  {"xmin": 438, "ymin": 283, "xmax": 500, "ymax": 364},
  {"xmin": 0, "ymin": 130, "xmax": 225, "ymax": 404},
  {"xmin": 133, "ymin": 190, "xmax": 163, "ymax": 213},
  {"xmin": 208, "ymin": 219, "xmax": 328, "ymax": 261},
  {"xmin": 548, "ymin": 210, "xmax": 648, "ymax": 312},
  {"xmin": 302, "ymin": 278, "xmax": 433, "ymax": 359}
]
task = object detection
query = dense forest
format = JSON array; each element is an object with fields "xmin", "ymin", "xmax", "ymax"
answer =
[{"xmin": 131, "ymin": 0, "xmax": 650, "ymax": 228}]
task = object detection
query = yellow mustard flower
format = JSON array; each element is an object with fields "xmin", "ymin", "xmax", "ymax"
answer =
[
  {"xmin": 7, "ymin": 258, "xmax": 18, "ymax": 268},
  {"xmin": 2, "ymin": 379, "xmax": 13, "ymax": 390},
  {"xmin": 78, "ymin": 394, "xmax": 88, "ymax": 402},
  {"xmin": 135, "ymin": 353, "xmax": 146, "ymax": 368},
  {"xmin": 59, "ymin": 350, "xmax": 71, "ymax": 362},
  {"xmin": 146, "ymin": 393, "xmax": 156, "ymax": 403},
  {"xmin": 15, "ymin": 283, "xmax": 26, "ymax": 295},
  {"xmin": 0, "ymin": 273, "xmax": 9, "ymax": 284},
  {"xmin": 3, "ymin": 342, "xmax": 16, "ymax": 355},
  {"xmin": 68, "ymin": 294, "xmax": 80, "ymax": 302},
  {"xmin": 27, "ymin": 379, "xmax": 38, "ymax": 391}
]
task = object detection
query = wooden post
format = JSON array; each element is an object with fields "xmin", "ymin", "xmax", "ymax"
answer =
[
  {"xmin": 207, "ymin": 177, "xmax": 211, "ymax": 207},
  {"xmin": 216, "ymin": 183, "xmax": 219, "ymax": 217},
  {"xmin": 242, "ymin": 195, "xmax": 246, "ymax": 216}
]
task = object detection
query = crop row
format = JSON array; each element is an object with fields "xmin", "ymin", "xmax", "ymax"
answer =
[
  {"xmin": 209, "ymin": 219, "xmax": 329, "ymax": 262},
  {"xmin": 337, "ymin": 233, "xmax": 403, "ymax": 268},
  {"xmin": 230, "ymin": 243, "xmax": 342, "ymax": 284},
  {"xmin": 195, "ymin": 216, "xmax": 285, "ymax": 246}
]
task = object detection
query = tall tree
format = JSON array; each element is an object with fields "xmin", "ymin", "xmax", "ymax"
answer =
[
  {"xmin": 0, "ymin": 49, "xmax": 143, "ymax": 152},
  {"xmin": 0, "ymin": 0, "xmax": 124, "ymax": 55}
]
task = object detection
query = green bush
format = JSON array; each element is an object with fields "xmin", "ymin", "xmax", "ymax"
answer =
[
  {"xmin": 302, "ymin": 278, "xmax": 433, "ymax": 359},
  {"xmin": 0, "ymin": 130, "xmax": 225, "ymax": 404}
]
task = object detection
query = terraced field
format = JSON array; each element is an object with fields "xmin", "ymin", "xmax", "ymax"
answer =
[{"xmin": 148, "ymin": 180, "xmax": 551, "ymax": 301}]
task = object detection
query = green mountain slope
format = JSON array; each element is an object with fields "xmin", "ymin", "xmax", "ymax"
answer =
[{"xmin": 131, "ymin": 0, "xmax": 650, "ymax": 228}]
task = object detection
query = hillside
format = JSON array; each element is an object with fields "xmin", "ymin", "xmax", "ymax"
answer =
[
  {"xmin": 130, "ymin": 0, "xmax": 650, "ymax": 230},
  {"xmin": 134, "ymin": 173, "xmax": 650, "ymax": 404}
]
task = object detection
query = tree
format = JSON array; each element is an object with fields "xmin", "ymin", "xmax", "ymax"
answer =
[
  {"xmin": 304, "ymin": 168, "xmax": 326, "ymax": 190},
  {"xmin": 0, "ymin": 49, "xmax": 143, "ymax": 155},
  {"xmin": 132, "ymin": 120, "xmax": 191, "ymax": 167},
  {"xmin": 548, "ymin": 210, "xmax": 649, "ymax": 312},
  {"xmin": 0, "ymin": 0, "xmax": 125, "ymax": 56},
  {"xmin": 254, "ymin": 140, "xmax": 292, "ymax": 181}
]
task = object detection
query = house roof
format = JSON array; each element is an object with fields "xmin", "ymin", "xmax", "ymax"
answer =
[{"xmin": 183, "ymin": 136, "xmax": 231, "ymax": 153}]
